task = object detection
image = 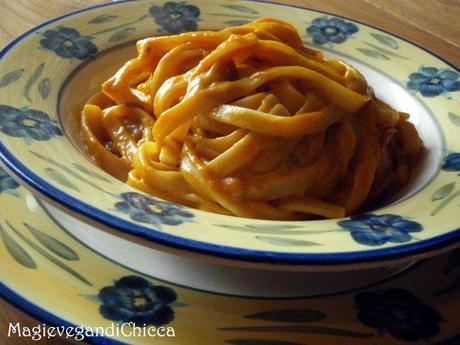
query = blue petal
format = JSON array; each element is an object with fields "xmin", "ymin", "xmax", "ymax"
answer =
[
  {"xmin": 115, "ymin": 276, "xmax": 152, "ymax": 290},
  {"xmin": 25, "ymin": 109, "xmax": 51, "ymax": 121},
  {"xmin": 328, "ymin": 18, "xmax": 343, "ymax": 26},
  {"xmin": 343, "ymin": 22, "xmax": 359, "ymax": 35},
  {"xmin": 419, "ymin": 67, "xmax": 439, "ymax": 77},
  {"xmin": 311, "ymin": 18, "xmax": 329, "ymax": 28},
  {"xmin": 354, "ymin": 291, "xmax": 379, "ymax": 306},
  {"xmin": 306, "ymin": 26, "xmax": 321, "ymax": 35},
  {"xmin": 100, "ymin": 305, "xmax": 134, "ymax": 322},
  {"xmin": 328, "ymin": 32, "xmax": 347, "ymax": 43},
  {"xmin": 25, "ymin": 128, "xmax": 51, "ymax": 141},
  {"xmin": 0, "ymin": 175, "xmax": 19, "ymax": 192},
  {"xmin": 121, "ymin": 192, "xmax": 155, "ymax": 207},
  {"xmin": 177, "ymin": 209, "xmax": 194, "ymax": 218},
  {"xmin": 312, "ymin": 34, "xmax": 329, "ymax": 45},
  {"xmin": 408, "ymin": 73, "xmax": 428, "ymax": 83},
  {"xmin": 43, "ymin": 30, "xmax": 60, "ymax": 39},
  {"xmin": 438, "ymin": 69, "xmax": 459, "ymax": 80},
  {"xmin": 181, "ymin": 4, "xmax": 200, "ymax": 18},
  {"xmin": 378, "ymin": 214, "xmax": 402, "ymax": 225},
  {"xmin": 161, "ymin": 216, "xmax": 183, "ymax": 226},
  {"xmin": 387, "ymin": 229, "xmax": 412, "ymax": 243},
  {"xmin": 441, "ymin": 79, "xmax": 460, "ymax": 92},
  {"xmin": 338, "ymin": 219, "xmax": 371, "ymax": 232},
  {"xmin": 351, "ymin": 229, "xmax": 387, "ymax": 246},
  {"xmin": 177, "ymin": 18, "xmax": 198, "ymax": 32},
  {"xmin": 0, "ymin": 105, "xmax": 22, "ymax": 123},
  {"xmin": 163, "ymin": 2, "xmax": 179, "ymax": 11},
  {"xmin": 441, "ymin": 153, "xmax": 460, "ymax": 171},
  {"xmin": 57, "ymin": 27, "xmax": 81, "ymax": 39},
  {"xmin": 391, "ymin": 219, "xmax": 423, "ymax": 232},
  {"xmin": 54, "ymin": 44, "xmax": 76, "ymax": 59},
  {"xmin": 145, "ymin": 305, "xmax": 175, "ymax": 326},
  {"xmin": 152, "ymin": 286, "xmax": 177, "ymax": 304},
  {"xmin": 149, "ymin": 5, "xmax": 164, "ymax": 18},
  {"xmin": 98, "ymin": 286, "xmax": 131, "ymax": 307},
  {"xmin": 40, "ymin": 38, "xmax": 60, "ymax": 50},
  {"xmin": 130, "ymin": 211, "xmax": 160, "ymax": 225},
  {"xmin": 73, "ymin": 38, "xmax": 98, "ymax": 59},
  {"xmin": 50, "ymin": 125, "xmax": 63, "ymax": 136},
  {"xmin": 351, "ymin": 214, "xmax": 386, "ymax": 227},
  {"xmin": 419, "ymin": 83, "xmax": 444, "ymax": 97},
  {"xmin": 1, "ymin": 125, "xmax": 29, "ymax": 138}
]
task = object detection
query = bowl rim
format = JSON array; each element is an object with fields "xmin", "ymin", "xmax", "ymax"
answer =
[{"xmin": 1, "ymin": 0, "xmax": 460, "ymax": 266}]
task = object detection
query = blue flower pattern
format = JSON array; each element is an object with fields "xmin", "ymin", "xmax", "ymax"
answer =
[
  {"xmin": 0, "ymin": 105, "xmax": 62, "ymax": 141},
  {"xmin": 307, "ymin": 17, "xmax": 358, "ymax": 45},
  {"xmin": 0, "ymin": 167, "xmax": 19, "ymax": 193},
  {"xmin": 149, "ymin": 2, "xmax": 200, "ymax": 34},
  {"xmin": 115, "ymin": 192, "xmax": 193, "ymax": 226},
  {"xmin": 338, "ymin": 214, "xmax": 422, "ymax": 246},
  {"xmin": 407, "ymin": 66, "xmax": 460, "ymax": 97},
  {"xmin": 354, "ymin": 288, "xmax": 442, "ymax": 341},
  {"xmin": 40, "ymin": 27, "xmax": 98, "ymax": 60},
  {"xmin": 98, "ymin": 276, "xmax": 177, "ymax": 326},
  {"xmin": 442, "ymin": 153, "xmax": 460, "ymax": 175}
]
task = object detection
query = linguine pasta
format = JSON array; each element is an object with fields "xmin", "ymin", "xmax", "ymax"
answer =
[{"xmin": 81, "ymin": 18, "xmax": 423, "ymax": 220}]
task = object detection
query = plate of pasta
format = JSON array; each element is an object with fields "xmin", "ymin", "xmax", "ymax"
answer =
[{"xmin": 0, "ymin": 0, "xmax": 459, "ymax": 275}]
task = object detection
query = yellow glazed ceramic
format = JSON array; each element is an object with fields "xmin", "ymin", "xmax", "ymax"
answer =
[
  {"xmin": 0, "ymin": 0, "xmax": 459, "ymax": 266},
  {"xmin": 1, "ymin": 171, "xmax": 460, "ymax": 344}
]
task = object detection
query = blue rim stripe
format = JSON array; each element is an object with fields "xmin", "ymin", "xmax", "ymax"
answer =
[{"xmin": 0, "ymin": 0, "xmax": 459, "ymax": 265}]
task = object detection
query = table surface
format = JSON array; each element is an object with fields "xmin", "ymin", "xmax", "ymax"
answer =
[{"xmin": 1, "ymin": 0, "xmax": 459, "ymax": 344}]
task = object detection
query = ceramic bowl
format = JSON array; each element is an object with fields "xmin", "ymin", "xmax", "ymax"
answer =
[{"xmin": 1, "ymin": 0, "xmax": 460, "ymax": 297}]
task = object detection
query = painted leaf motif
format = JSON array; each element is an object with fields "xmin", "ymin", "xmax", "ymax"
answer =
[
  {"xmin": 218, "ymin": 326, "xmax": 372, "ymax": 338},
  {"xmin": 45, "ymin": 168, "xmax": 80, "ymax": 192},
  {"xmin": 245, "ymin": 309, "xmax": 325, "ymax": 323},
  {"xmin": 444, "ymin": 248, "xmax": 460, "ymax": 275},
  {"xmin": 223, "ymin": 20, "xmax": 251, "ymax": 26},
  {"xmin": 256, "ymin": 236, "xmax": 321, "ymax": 246},
  {"xmin": 108, "ymin": 27, "xmax": 135, "ymax": 42},
  {"xmin": 5, "ymin": 189, "xmax": 20, "ymax": 198},
  {"xmin": 431, "ymin": 182, "xmax": 456, "ymax": 201},
  {"xmin": 89, "ymin": 14, "xmax": 118, "ymax": 24},
  {"xmin": 226, "ymin": 340, "xmax": 305, "ymax": 345},
  {"xmin": 171, "ymin": 301, "xmax": 189, "ymax": 308},
  {"xmin": 30, "ymin": 150, "xmax": 116, "ymax": 197},
  {"xmin": 356, "ymin": 48, "xmax": 389, "ymax": 60},
  {"xmin": 448, "ymin": 112, "xmax": 460, "ymax": 128},
  {"xmin": 38, "ymin": 78, "xmax": 51, "ymax": 99},
  {"xmin": 7, "ymin": 221, "xmax": 91, "ymax": 286},
  {"xmin": 215, "ymin": 224, "xmax": 319, "ymax": 235},
  {"xmin": 23, "ymin": 63, "xmax": 45, "ymax": 102},
  {"xmin": 80, "ymin": 294, "xmax": 101, "ymax": 303},
  {"xmin": 370, "ymin": 32, "xmax": 398, "ymax": 49},
  {"xmin": 0, "ymin": 69, "xmax": 25, "ymax": 88},
  {"xmin": 222, "ymin": 4, "xmax": 258, "ymax": 14},
  {"xmin": 0, "ymin": 225, "xmax": 36, "ymax": 268},
  {"xmin": 25, "ymin": 223, "xmax": 79, "ymax": 260},
  {"xmin": 431, "ymin": 190, "xmax": 460, "ymax": 216},
  {"xmin": 362, "ymin": 42, "xmax": 409, "ymax": 60},
  {"xmin": 72, "ymin": 163, "xmax": 112, "ymax": 183}
]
